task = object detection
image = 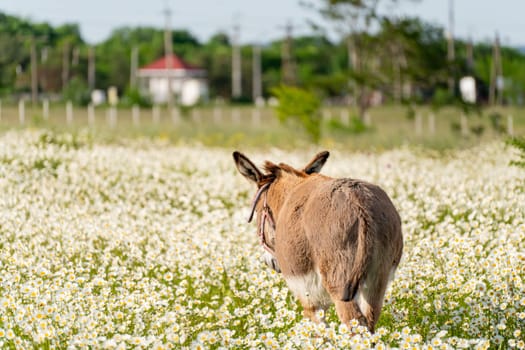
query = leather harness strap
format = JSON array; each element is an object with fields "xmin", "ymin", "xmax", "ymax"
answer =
[{"xmin": 247, "ymin": 182, "xmax": 276, "ymax": 256}]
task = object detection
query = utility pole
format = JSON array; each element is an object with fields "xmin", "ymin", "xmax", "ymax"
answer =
[
  {"xmin": 466, "ymin": 37, "xmax": 474, "ymax": 73},
  {"xmin": 62, "ymin": 43, "xmax": 70, "ymax": 90},
  {"xmin": 40, "ymin": 46, "xmax": 48, "ymax": 93},
  {"xmin": 347, "ymin": 34, "xmax": 360, "ymax": 109},
  {"xmin": 489, "ymin": 32, "xmax": 503, "ymax": 106},
  {"xmin": 231, "ymin": 19, "xmax": 242, "ymax": 99},
  {"xmin": 88, "ymin": 46, "xmax": 95, "ymax": 90},
  {"xmin": 447, "ymin": 0, "xmax": 455, "ymax": 94},
  {"xmin": 281, "ymin": 21, "xmax": 296, "ymax": 85},
  {"xmin": 163, "ymin": 4, "xmax": 174, "ymax": 110},
  {"xmin": 30, "ymin": 37, "xmax": 38, "ymax": 106},
  {"xmin": 72, "ymin": 47, "xmax": 80, "ymax": 66},
  {"xmin": 130, "ymin": 46, "xmax": 139, "ymax": 89},
  {"xmin": 252, "ymin": 44, "xmax": 262, "ymax": 102},
  {"xmin": 18, "ymin": 35, "xmax": 46, "ymax": 104}
]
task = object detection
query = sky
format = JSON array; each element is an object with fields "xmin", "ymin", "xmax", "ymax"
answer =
[{"xmin": 1, "ymin": 0, "xmax": 524, "ymax": 46}]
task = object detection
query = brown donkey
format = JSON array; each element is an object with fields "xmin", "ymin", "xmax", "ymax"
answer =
[{"xmin": 233, "ymin": 151, "xmax": 403, "ymax": 332}]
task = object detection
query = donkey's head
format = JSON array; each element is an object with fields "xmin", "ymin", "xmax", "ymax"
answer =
[{"xmin": 232, "ymin": 151, "xmax": 330, "ymax": 270}]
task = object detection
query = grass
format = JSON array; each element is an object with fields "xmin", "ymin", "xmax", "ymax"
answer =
[{"xmin": 0, "ymin": 103, "xmax": 524, "ymax": 150}]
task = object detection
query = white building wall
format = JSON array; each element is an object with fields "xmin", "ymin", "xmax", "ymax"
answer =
[
  {"xmin": 181, "ymin": 79, "xmax": 208, "ymax": 106},
  {"xmin": 142, "ymin": 74, "xmax": 207, "ymax": 105}
]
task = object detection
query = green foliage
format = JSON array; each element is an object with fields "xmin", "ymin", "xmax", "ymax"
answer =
[
  {"xmin": 326, "ymin": 115, "xmax": 369, "ymax": 134},
  {"xmin": 405, "ymin": 106, "xmax": 416, "ymax": 120},
  {"xmin": 348, "ymin": 115, "xmax": 369, "ymax": 133},
  {"xmin": 62, "ymin": 77, "xmax": 90, "ymax": 106},
  {"xmin": 507, "ymin": 136, "xmax": 525, "ymax": 168},
  {"xmin": 271, "ymin": 85, "xmax": 322, "ymax": 143},
  {"xmin": 431, "ymin": 88, "xmax": 454, "ymax": 110},
  {"xmin": 0, "ymin": 12, "xmax": 85, "ymax": 95},
  {"xmin": 2, "ymin": 8, "xmax": 525, "ymax": 107},
  {"xmin": 122, "ymin": 87, "xmax": 152, "ymax": 108},
  {"xmin": 178, "ymin": 105, "xmax": 194, "ymax": 119}
]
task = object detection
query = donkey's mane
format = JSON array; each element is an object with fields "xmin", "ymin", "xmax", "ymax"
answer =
[{"xmin": 263, "ymin": 161, "xmax": 306, "ymax": 178}]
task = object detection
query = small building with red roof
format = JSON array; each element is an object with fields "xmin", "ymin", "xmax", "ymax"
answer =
[{"xmin": 137, "ymin": 53, "xmax": 208, "ymax": 106}]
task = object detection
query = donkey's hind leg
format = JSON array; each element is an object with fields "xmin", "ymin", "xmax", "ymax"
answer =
[
  {"xmin": 333, "ymin": 299, "xmax": 368, "ymax": 330},
  {"xmin": 354, "ymin": 267, "xmax": 393, "ymax": 333},
  {"xmin": 298, "ymin": 297, "xmax": 327, "ymax": 324}
]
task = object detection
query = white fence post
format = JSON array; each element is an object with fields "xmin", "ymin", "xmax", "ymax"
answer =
[
  {"xmin": 461, "ymin": 114, "xmax": 468, "ymax": 136},
  {"xmin": 171, "ymin": 107, "xmax": 179, "ymax": 124},
  {"xmin": 364, "ymin": 112, "xmax": 372, "ymax": 126},
  {"xmin": 152, "ymin": 105, "xmax": 160, "ymax": 124},
  {"xmin": 66, "ymin": 101, "xmax": 73, "ymax": 125},
  {"xmin": 18, "ymin": 99, "xmax": 25, "ymax": 124},
  {"xmin": 87, "ymin": 103, "xmax": 95, "ymax": 126},
  {"xmin": 132, "ymin": 105, "xmax": 140, "ymax": 126},
  {"xmin": 507, "ymin": 115, "xmax": 514, "ymax": 136},
  {"xmin": 428, "ymin": 113, "xmax": 435, "ymax": 135},
  {"xmin": 43, "ymin": 99, "xmax": 49, "ymax": 121},
  {"xmin": 193, "ymin": 108, "xmax": 201, "ymax": 123},
  {"xmin": 322, "ymin": 109, "xmax": 330, "ymax": 121},
  {"xmin": 340, "ymin": 109, "xmax": 349, "ymax": 126},
  {"xmin": 108, "ymin": 107, "xmax": 117, "ymax": 128},
  {"xmin": 213, "ymin": 106, "xmax": 222, "ymax": 123},
  {"xmin": 232, "ymin": 108, "xmax": 241, "ymax": 124},
  {"xmin": 252, "ymin": 107, "xmax": 261, "ymax": 127},
  {"xmin": 415, "ymin": 112, "xmax": 423, "ymax": 135}
]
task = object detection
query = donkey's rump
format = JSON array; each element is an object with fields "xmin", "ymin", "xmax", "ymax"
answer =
[{"xmin": 291, "ymin": 179, "xmax": 376, "ymax": 300}]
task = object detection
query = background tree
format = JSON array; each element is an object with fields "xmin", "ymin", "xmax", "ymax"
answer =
[
  {"xmin": 200, "ymin": 33, "xmax": 231, "ymax": 99},
  {"xmin": 310, "ymin": 0, "xmax": 421, "ymax": 120}
]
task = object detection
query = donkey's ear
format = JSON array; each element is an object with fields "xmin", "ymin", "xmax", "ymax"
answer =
[
  {"xmin": 303, "ymin": 151, "xmax": 330, "ymax": 174},
  {"xmin": 233, "ymin": 151, "xmax": 263, "ymax": 184}
]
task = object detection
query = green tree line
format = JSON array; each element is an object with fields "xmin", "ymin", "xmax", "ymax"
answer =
[{"xmin": 1, "ymin": 10, "xmax": 525, "ymax": 106}]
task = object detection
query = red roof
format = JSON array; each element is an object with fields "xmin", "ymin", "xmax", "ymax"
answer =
[{"xmin": 139, "ymin": 53, "xmax": 199, "ymax": 71}]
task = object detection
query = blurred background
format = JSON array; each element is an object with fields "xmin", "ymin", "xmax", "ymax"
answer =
[{"xmin": 0, "ymin": 0, "xmax": 524, "ymax": 149}]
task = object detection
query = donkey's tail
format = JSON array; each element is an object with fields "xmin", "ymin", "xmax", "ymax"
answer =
[{"xmin": 341, "ymin": 200, "xmax": 373, "ymax": 302}]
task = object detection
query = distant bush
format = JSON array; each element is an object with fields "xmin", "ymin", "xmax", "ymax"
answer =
[
  {"xmin": 405, "ymin": 106, "xmax": 416, "ymax": 121},
  {"xmin": 122, "ymin": 88, "xmax": 152, "ymax": 108},
  {"xmin": 62, "ymin": 77, "xmax": 91, "ymax": 106},
  {"xmin": 326, "ymin": 115, "xmax": 369, "ymax": 134},
  {"xmin": 230, "ymin": 95, "xmax": 252, "ymax": 105},
  {"xmin": 271, "ymin": 85, "xmax": 322, "ymax": 143},
  {"xmin": 431, "ymin": 88, "xmax": 454, "ymax": 110}
]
